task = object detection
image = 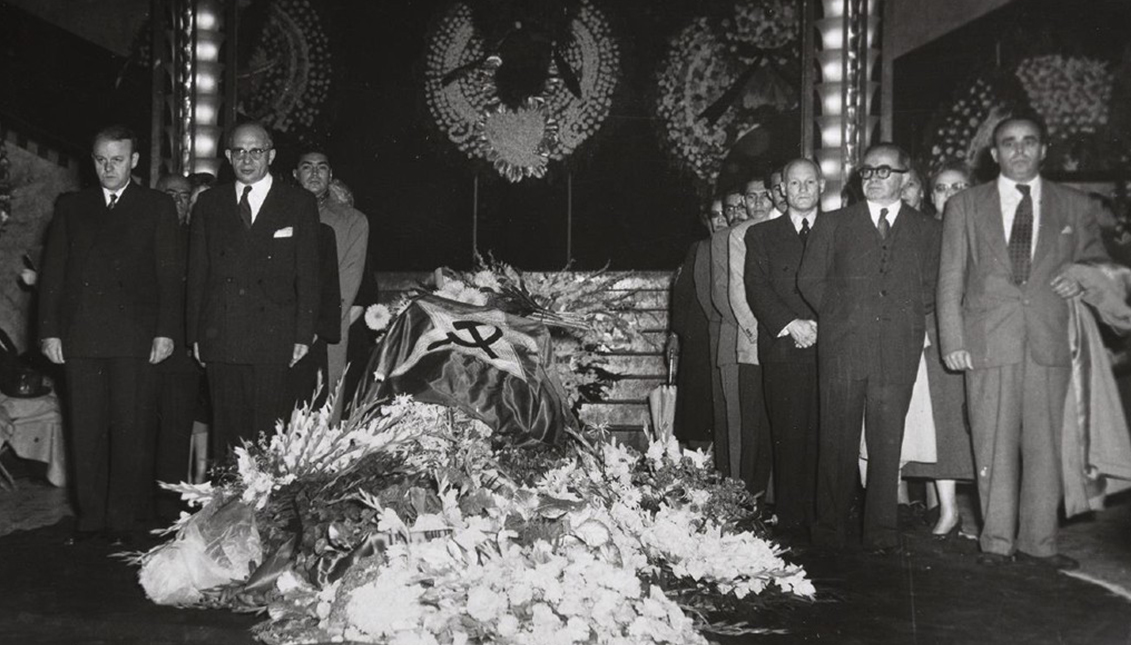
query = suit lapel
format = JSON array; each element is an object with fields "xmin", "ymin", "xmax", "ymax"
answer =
[
  {"xmin": 977, "ymin": 184, "xmax": 1012, "ymax": 271},
  {"xmin": 1032, "ymin": 180, "xmax": 1060, "ymax": 269}
]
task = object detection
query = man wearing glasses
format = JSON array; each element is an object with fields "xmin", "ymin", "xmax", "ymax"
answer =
[
  {"xmin": 937, "ymin": 113, "xmax": 1107, "ymax": 570},
  {"xmin": 186, "ymin": 122, "xmax": 320, "ymax": 457},
  {"xmin": 799, "ymin": 143, "xmax": 941, "ymax": 554},
  {"xmin": 710, "ymin": 178, "xmax": 775, "ymax": 497}
]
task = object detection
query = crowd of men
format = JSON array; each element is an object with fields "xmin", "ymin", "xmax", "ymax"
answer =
[
  {"xmin": 670, "ymin": 112, "xmax": 1108, "ymax": 570},
  {"xmin": 37, "ymin": 122, "xmax": 373, "ymax": 545}
]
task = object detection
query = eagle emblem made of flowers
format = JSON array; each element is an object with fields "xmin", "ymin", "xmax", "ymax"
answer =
[{"xmin": 424, "ymin": 0, "xmax": 620, "ymax": 182}]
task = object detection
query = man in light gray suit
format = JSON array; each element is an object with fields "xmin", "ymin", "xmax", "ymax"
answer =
[{"xmin": 937, "ymin": 113, "xmax": 1108, "ymax": 570}]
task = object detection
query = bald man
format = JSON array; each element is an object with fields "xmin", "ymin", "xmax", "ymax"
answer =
[{"xmin": 186, "ymin": 122, "xmax": 320, "ymax": 455}]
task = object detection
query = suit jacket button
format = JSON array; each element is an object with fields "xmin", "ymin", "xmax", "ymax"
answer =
[
  {"xmin": 238, "ymin": 288, "xmax": 246, "ymax": 295},
  {"xmin": 880, "ymin": 290, "xmax": 887, "ymax": 297}
]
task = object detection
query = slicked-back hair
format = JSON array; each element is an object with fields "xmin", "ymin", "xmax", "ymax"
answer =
[
  {"xmin": 991, "ymin": 111, "xmax": 1048, "ymax": 145},
  {"xmin": 226, "ymin": 121, "xmax": 274, "ymax": 149},
  {"xmin": 863, "ymin": 142, "xmax": 911, "ymax": 170},
  {"xmin": 782, "ymin": 157, "xmax": 822, "ymax": 181},
  {"xmin": 92, "ymin": 124, "xmax": 138, "ymax": 154}
]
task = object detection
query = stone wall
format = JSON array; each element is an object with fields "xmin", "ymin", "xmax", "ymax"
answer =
[{"xmin": 0, "ymin": 139, "xmax": 79, "ymax": 352}]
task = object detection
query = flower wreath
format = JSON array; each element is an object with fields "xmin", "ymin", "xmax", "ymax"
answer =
[
  {"xmin": 655, "ymin": 0, "xmax": 801, "ymax": 189},
  {"xmin": 424, "ymin": 0, "xmax": 620, "ymax": 182},
  {"xmin": 925, "ymin": 54, "xmax": 1118, "ymax": 178},
  {"xmin": 238, "ymin": 0, "xmax": 332, "ymax": 141}
]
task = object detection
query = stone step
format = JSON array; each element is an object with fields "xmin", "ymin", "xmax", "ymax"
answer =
[
  {"xmin": 605, "ymin": 377, "xmax": 668, "ymax": 400},
  {"xmin": 578, "ymin": 402, "xmax": 650, "ymax": 427}
]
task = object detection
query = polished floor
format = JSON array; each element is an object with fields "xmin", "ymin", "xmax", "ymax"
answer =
[{"xmin": 1, "ymin": 460, "xmax": 1130, "ymax": 644}]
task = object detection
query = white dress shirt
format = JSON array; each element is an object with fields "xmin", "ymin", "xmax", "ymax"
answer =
[
  {"xmin": 235, "ymin": 173, "xmax": 273, "ymax": 223},
  {"xmin": 790, "ymin": 209, "xmax": 817, "ymax": 233},
  {"xmin": 997, "ymin": 174, "xmax": 1042, "ymax": 257},
  {"xmin": 102, "ymin": 181, "xmax": 129, "ymax": 207},
  {"xmin": 866, "ymin": 199, "xmax": 902, "ymax": 228}
]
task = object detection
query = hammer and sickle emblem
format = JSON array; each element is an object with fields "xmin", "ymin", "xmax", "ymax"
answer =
[{"xmin": 427, "ymin": 320, "xmax": 505, "ymax": 359}]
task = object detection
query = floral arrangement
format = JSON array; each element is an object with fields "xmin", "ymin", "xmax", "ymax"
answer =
[
  {"xmin": 423, "ymin": 0, "xmax": 620, "ymax": 182},
  {"xmin": 655, "ymin": 1, "xmax": 801, "ymax": 189},
  {"xmin": 132, "ymin": 384, "xmax": 813, "ymax": 644},
  {"xmin": 367, "ymin": 258, "xmax": 650, "ymax": 410},
  {"xmin": 478, "ymin": 97, "xmax": 560, "ymax": 182},
  {"xmin": 925, "ymin": 55, "xmax": 1119, "ymax": 177},
  {"xmin": 239, "ymin": 0, "xmax": 332, "ymax": 140}
]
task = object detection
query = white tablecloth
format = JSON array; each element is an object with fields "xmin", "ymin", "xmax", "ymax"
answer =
[{"xmin": 0, "ymin": 392, "xmax": 67, "ymax": 487}]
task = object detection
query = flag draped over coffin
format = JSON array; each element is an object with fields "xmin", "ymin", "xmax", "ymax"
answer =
[{"xmin": 367, "ymin": 295, "xmax": 576, "ymax": 444}]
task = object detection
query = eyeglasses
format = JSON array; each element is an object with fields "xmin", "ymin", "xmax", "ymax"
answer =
[
  {"xmin": 230, "ymin": 147, "xmax": 271, "ymax": 160},
  {"xmin": 859, "ymin": 166, "xmax": 908, "ymax": 180},
  {"xmin": 933, "ymin": 182, "xmax": 969, "ymax": 194},
  {"xmin": 723, "ymin": 204, "xmax": 743, "ymax": 211}
]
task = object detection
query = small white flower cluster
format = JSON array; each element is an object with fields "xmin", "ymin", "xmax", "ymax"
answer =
[
  {"xmin": 235, "ymin": 394, "xmax": 431, "ymax": 510},
  {"xmin": 436, "ymin": 278, "xmax": 488, "ymax": 307},
  {"xmin": 1015, "ymin": 55, "xmax": 1113, "ymax": 140}
]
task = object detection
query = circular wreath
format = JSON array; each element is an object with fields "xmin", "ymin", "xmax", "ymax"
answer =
[
  {"xmin": 655, "ymin": 0, "xmax": 801, "ymax": 189},
  {"xmin": 925, "ymin": 54, "xmax": 1119, "ymax": 178},
  {"xmin": 423, "ymin": 0, "xmax": 620, "ymax": 182},
  {"xmin": 238, "ymin": 0, "xmax": 332, "ymax": 141}
]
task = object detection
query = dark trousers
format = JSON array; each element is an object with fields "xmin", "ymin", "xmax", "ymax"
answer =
[
  {"xmin": 65, "ymin": 357, "xmax": 157, "ymax": 532},
  {"xmin": 146, "ymin": 368, "xmax": 201, "ymax": 520},
  {"xmin": 812, "ymin": 374, "xmax": 914, "ymax": 549},
  {"xmin": 764, "ymin": 361, "xmax": 819, "ymax": 529},
  {"xmin": 207, "ymin": 362, "xmax": 292, "ymax": 458},
  {"xmin": 738, "ymin": 364, "xmax": 772, "ymax": 497},
  {"xmin": 289, "ymin": 338, "xmax": 329, "ymax": 409}
]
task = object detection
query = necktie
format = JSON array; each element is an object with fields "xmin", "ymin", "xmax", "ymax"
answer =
[
  {"xmin": 799, "ymin": 217, "xmax": 810, "ymax": 246},
  {"xmin": 1008, "ymin": 184, "xmax": 1033, "ymax": 284},
  {"xmin": 107, "ymin": 193, "xmax": 118, "ymax": 210},
  {"xmin": 877, "ymin": 207, "xmax": 890, "ymax": 240},
  {"xmin": 239, "ymin": 185, "xmax": 253, "ymax": 228}
]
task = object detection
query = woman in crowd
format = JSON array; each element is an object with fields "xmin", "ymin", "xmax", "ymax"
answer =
[{"xmin": 902, "ymin": 160, "xmax": 975, "ymax": 538}]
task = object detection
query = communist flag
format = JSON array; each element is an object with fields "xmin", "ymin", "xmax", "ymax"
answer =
[{"xmin": 367, "ymin": 295, "xmax": 575, "ymax": 444}]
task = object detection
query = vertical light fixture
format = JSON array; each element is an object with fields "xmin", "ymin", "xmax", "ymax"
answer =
[
  {"xmin": 190, "ymin": 0, "xmax": 225, "ymax": 176},
  {"xmin": 814, "ymin": 0, "xmax": 879, "ymax": 211}
]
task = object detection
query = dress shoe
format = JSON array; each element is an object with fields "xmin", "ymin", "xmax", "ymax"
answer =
[
  {"xmin": 1016, "ymin": 551, "xmax": 1079, "ymax": 571},
  {"xmin": 976, "ymin": 552, "xmax": 1015, "ymax": 567}
]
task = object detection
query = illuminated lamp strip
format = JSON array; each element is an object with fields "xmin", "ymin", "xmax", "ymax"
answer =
[{"xmin": 190, "ymin": 0, "xmax": 225, "ymax": 175}]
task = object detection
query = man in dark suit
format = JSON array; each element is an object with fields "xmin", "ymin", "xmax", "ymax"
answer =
[
  {"xmin": 186, "ymin": 122, "xmax": 320, "ymax": 456},
  {"xmin": 39, "ymin": 125, "xmax": 183, "ymax": 543},
  {"xmin": 745, "ymin": 158, "xmax": 823, "ymax": 538},
  {"xmin": 799, "ymin": 143, "xmax": 941, "ymax": 552},
  {"xmin": 149, "ymin": 173, "xmax": 203, "ymax": 520},
  {"xmin": 938, "ymin": 114, "xmax": 1107, "ymax": 570}
]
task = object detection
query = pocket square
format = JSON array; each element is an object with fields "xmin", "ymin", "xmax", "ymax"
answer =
[
  {"xmin": 274, "ymin": 226, "xmax": 294, "ymax": 238},
  {"xmin": 1060, "ymin": 225, "xmax": 1074, "ymax": 235}
]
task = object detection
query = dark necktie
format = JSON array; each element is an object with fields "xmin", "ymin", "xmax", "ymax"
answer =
[
  {"xmin": 239, "ymin": 185, "xmax": 253, "ymax": 228},
  {"xmin": 1008, "ymin": 184, "xmax": 1033, "ymax": 284},
  {"xmin": 107, "ymin": 193, "xmax": 118, "ymax": 211},
  {"xmin": 799, "ymin": 216, "xmax": 810, "ymax": 246},
  {"xmin": 877, "ymin": 207, "xmax": 890, "ymax": 240}
]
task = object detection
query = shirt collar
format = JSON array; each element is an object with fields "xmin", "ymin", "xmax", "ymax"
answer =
[
  {"xmin": 866, "ymin": 199, "xmax": 901, "ymax": 222},
  {"xmin": 236, "ymin": 173, "xmax": 273, "ymax": 197},
  {"xmin": 997, "ymin": 174, "xmax": 1041, "ymax": 200},
  {"xmin": 102, "ymin": 181, "xmax": 129, "ymax": 205},
  {"xmin": 789, "ymin": 209, "xmax": 817, "ymax": 229}
]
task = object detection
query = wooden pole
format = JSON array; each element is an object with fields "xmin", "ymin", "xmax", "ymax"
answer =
[
  {"xmin": 472, "ymin": 173, "xmax": 479, "ymax": 262},
  {"xmin": 565, "ymin": 171, "xmax": 573, "ymax": 268},
  {"xmin": 148, "ymin": 0, "xmax": 166, "ymax": 185},
  {"xmin": 800, "ymin": 0, "xmax": 815, "ymax": 159}
]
